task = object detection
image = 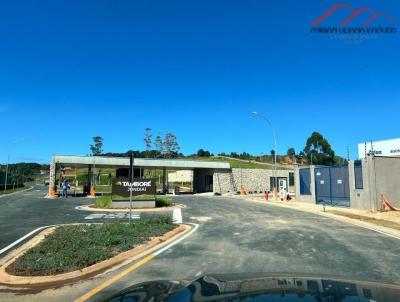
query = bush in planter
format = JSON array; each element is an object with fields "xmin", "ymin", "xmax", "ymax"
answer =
[
  {"xmin": 155, "ymin": 196, "xmax": 172, "ymax": 207},
  {"xmin": 95, "ymin": 195, "xmax": 112, "ymax": 208}
]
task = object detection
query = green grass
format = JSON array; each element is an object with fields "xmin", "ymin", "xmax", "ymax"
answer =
[
  {"xmin": 94, "ymin": 195, "xmax": 112, "ymax": 208},
  {"xmin": 0, "ymin": 186, "xmax": 26, "ymax": 196},
  {"xmin": 186, "ymin": 156, "xmax": 290, "ymax": 170},
  {"xmin": 94, "ymin": 195, "xmax": 172, "ymax": 208},
  {"xmin": 9, "ymin": 217, "xmax": 176, "ymax": 276}
]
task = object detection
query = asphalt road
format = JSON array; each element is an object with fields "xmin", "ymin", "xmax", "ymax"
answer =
[
  {"xmin": 0, "ymin": 185, "xmax": 173, "ymax": 253},
  {"xmin": 1, "ymin": 194, "xmax": 400, "ymax": 301}
]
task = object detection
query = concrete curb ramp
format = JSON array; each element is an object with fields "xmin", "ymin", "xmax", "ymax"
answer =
[{"xmin": 0, "ymin": 224, "xmax": 191, "ymax": 288}]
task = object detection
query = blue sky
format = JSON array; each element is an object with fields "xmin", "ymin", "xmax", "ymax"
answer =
[{"xmin": 0, "ymin": 0, "xmax": 399, "ymax": 163}]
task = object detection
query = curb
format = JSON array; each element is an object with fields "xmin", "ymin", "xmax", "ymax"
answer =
[
  {"xmin": 247, "ymin": 197, "xmax": 400, "ymax": 240},
  {"xmin": 0, "ymin": 186, "xmax": 34, "ymax": 198},
  {"xmin": 0, "ymin": 224, "xmax": 192, "ymax": 288}
]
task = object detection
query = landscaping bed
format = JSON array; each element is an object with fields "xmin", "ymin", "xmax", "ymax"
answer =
[
  {"xmin": 93, "ymin": 195, "xmax": 172, "ymax": 209},
  {"xmin": 7, "ymin": 217, "xmax": 176, "ymax": 276}
]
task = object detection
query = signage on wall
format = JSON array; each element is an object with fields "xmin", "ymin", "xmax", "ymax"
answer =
[
  {"xmin": 112, "ymin": 177, "xmax": 156, "ymax": 197},
  {"xmin": 358, "ymin": 138, "xmax": 400, "ymax": 159}
]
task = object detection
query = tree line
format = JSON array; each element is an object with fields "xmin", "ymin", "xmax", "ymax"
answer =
[
  {"xmin": 90, "ymin": 129, "xmax": 181, "ymax": 159},
  {"xmin": 0, "ymin": 162, "xmax": 49, "ymax": 189},
  {"xmin": 89, "ymin": 130, "xmax": 346, "ymax": 166}
]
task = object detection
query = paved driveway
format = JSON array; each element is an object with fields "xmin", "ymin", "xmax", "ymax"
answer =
[{"xmin": 1, "ymin": 195, "xmax": 400, "ymax": 301}]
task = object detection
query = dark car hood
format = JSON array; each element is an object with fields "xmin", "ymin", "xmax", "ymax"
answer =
[{"xmin": 103, "ymin": 273, "xmax": 400, "ymax": 302}]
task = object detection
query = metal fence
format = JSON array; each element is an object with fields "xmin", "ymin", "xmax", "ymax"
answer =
[
  {"xmin": 314, "ymin": 166, "xmax": 350, "ymax": 207},
  {"xmin": 299, "ymin": 168, "xmax": 311, "ymax": 195}
]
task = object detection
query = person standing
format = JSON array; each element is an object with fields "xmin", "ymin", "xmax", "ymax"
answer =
[{"xmin": 62, "ymin": 179, "xmax": 69, "ymax": 198}]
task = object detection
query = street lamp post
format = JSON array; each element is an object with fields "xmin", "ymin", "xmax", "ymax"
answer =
[
  {"xmin": 251, "ymin": 112, "xmax": 278, "ymax": 196},
  {"xmin": 4, "ymin": 139, "xmax": 23, "ymax": 192}
]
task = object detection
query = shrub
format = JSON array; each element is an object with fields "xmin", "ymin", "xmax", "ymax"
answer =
[
  {"xmin": 155, "ymin": 196, "xmax": 172, "ymax": 207},
  {"xmin": 94, "ymin": 195, "xmax": 112, "ymax": 208},
  {"xmin": 9, "ymin": 217, "xmax": 175, "ymax": 276}
]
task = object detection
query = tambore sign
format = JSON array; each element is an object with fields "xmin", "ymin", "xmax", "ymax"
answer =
[{"xmin": 112, "ymin": 178, "xmax": 156, "ymax": 197}]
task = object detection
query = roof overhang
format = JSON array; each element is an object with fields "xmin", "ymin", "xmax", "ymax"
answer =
[{"xmin": 52, "ymin": 155, "xmax": 230, "ymax": 170}]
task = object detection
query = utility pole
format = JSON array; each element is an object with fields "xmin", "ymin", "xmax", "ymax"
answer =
[
  {"xmin": 4, "ymin": 139, "xmax": 23, "ymax": 191},
  {"xmin": 251, "ymin": 112, "xmax": 277, "ymax": 196},
  {"xmin": 129, "ymin": 152, "xmax": 133, "ymax": 224}
]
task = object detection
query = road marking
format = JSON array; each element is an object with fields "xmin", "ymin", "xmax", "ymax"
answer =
[
  {"xmin": 0, "ymin": 223, "xmax": 103, "ymax": 256},
  {"xmin": 74, "ymin": 254, "xmax": 155, "ymax": 302},
  {"xmin": 74, "ymin": 223, "xmax": 199, "ymax": 302},
  {"xmin": 84, "ymin": 213, "xmax": 140, "ymax": 220},
  {"xmin": 189, "ymin": 216, "xmax": 212, "ymax": 222},
  {"xmin": 0, "ymin": 225, "xmax": 55, "ymax": 255}
]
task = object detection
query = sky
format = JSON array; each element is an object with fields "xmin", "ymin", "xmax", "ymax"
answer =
[{"xmin": 0, "ymin": 0, "xmax": 399, "ymax": 164}]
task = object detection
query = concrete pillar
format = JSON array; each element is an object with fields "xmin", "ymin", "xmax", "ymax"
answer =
[
  {"xmin": 48, "ymin": 158, "xmax": 57, "ymax": 198},
  {"xmin": 309, "ymin": 165, "xmax": 316, "ymax": 203},
  {"xmin": 162, "ymin": 167, "xmax": 168, "ymax": 194},
  {"xmin": 294, "ymin": 166, "xmax": 300, "ymax": 199},
  {"xmin": 87, "ymin": 164, "xmax": 92, "ymax": 196},
  {"xmin": 348, "ymin": 160, "xmax": 356, "ymax": 207},
  {"xmin": 366, "ymin": 155, "xmax": 378, "ymax": 212}
]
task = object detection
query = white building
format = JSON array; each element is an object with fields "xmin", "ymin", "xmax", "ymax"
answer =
[{"xmin": 358, "ymin": 138, "xmax": 400, "ymax": 159}]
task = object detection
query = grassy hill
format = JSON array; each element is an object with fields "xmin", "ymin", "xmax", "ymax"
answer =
[{"xmin": 186, "ymin": 156, "xmax": 292, "ymax": 170}]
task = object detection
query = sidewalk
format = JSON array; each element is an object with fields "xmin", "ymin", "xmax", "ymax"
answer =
[{"xmin": 231, "ymin": 194, "xmax": 400, "ymax": 240}]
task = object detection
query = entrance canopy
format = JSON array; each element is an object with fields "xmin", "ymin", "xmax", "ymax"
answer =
[{"xmin": 52, "ymin": 155, "xmax": 230, "ymax": 170}]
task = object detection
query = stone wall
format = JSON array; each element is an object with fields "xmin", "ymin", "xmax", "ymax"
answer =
[
  {"xmin": 213, "ymin": 168, "xmax": 293, "ymax": 194},
  {"xmin": 167, "ymin": 170, "xmax": 193, "ymax": 182}
]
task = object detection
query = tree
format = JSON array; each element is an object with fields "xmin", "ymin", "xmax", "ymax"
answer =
[
  {"xmin": 197, "ymin": 149, "xmax": 211, "ymax": 157},
  {"xmin": 197, "ymin": 149, "xmax": 205, "ymax": 157},
  {"xmin": 270, "ymin": 149, "xmax": 276, "ymax": 164},
  {"xmin": 287, "ymin": 147, "xmax": 296, "ymax": 158},
  {"xmin": 230, "ymin": 152, "xmax": 239, "ymax": 158},
  {"xmin": 144, "ymin": 128, "xmax": 152, "ymax": 158},
  {"xmin": 164, "ymin": 132, "xmax": 180, "ymax": 158},
  {"xmin": 154, "ymin": 135, "xmax": 164, "ymax": 158},
  {"xmin": 303, "ymin": 132, "xmax": 336, "ymax": 165},
  {"xmin": 239, "ymin": 152, "xmax": 251, "ymax": 160},
  {"xmin": 90, "ymin": 136, "xmax": 103, "ymax": 155}
]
